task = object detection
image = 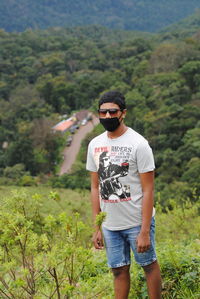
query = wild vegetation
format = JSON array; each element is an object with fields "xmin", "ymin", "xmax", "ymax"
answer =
[
  {"xmin": 0, "ymin": 18, "xmax": 200, "ymax": 298},
  {"xmin": 1, "ymin": 0, "xmax": 200, "ymax": 32},
  {"xmin": 0, "ymin": 187, "xmax": 199, "ymax": 298},
  {"xmin": 0, "ymin": 24, "xmax": 200, "ymax": 205}
]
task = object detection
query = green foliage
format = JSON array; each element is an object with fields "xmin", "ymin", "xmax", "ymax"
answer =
[
  {"xmin": 158, "ymin": 242, "xmax": 200, "ymax": 298},
  {"xmin": 95, "ymin": 212, "xmax": 107, "ymax": 227},
  {"xmin": 1, "ymin": 1, "xmax": 200, "ymax": 32},
  {"xmin": 3, "ymin": 163, "xmax": 27, "ymax": 179},
  {"xmin": 155, "ymin": 196, "xmax": 200, "ymax": 242},
  {"xmin": 19, "ymin": 175, "xmax": 36, "ymax": 186},
  {"xmin": 0, "ymin": 190, "xmax": 111, "ymax": 298},
  {"xmin": 0, "ymin": 189, "xmax": 199, "ymax": 298},
  {"xmin": 0, "ymin": 24, "xmax": 199, "ymax": 205},
  {"xmin": 180, "ymin": 60, "xmax": 200, "ymax": 90},
  {"xmin": 49, "ymin": 190, "xmax": 61, "ymax": 202},
  {"xmin": 50, "ymin": 171, "xmax": 91, "ymax": 190},
  {"xmin": 129, "ymin": 241, "xmax": 200, "ymax": 299},
  {"xmin": 161, "ymin": 10, "xmax": 200, "ymax": 39}
]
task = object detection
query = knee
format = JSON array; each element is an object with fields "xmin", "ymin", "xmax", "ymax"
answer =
[
  {"xmin": 142, "ymin": 260, "xmax": 158, "ymax": 274},
  {"xmin": 112, "ymin": 265, "xmax": 130, "ymax": 278}
]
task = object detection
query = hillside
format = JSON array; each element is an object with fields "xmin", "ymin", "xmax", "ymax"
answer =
[
  {"xmin": 0, "ymin": 25, "xmax": 199, "ymax": 206},
  {"xmin": 160, "ymin": 10, "xmax": 200, "ymax": 40},
  {"xmin": 1, "ymin": 0, "xmax": 200, "ymax": 32}
]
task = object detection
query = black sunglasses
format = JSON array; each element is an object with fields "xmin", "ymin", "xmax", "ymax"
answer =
[{"xmin": 98, "ymin": 108, "xmax": 122, "ymax": 116}]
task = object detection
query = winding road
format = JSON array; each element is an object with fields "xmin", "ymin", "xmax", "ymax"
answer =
[{"xmin": 59, "ymin": 115, "xmax": 99, "ymax": 175}]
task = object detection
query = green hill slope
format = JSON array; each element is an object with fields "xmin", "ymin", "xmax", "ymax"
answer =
[
  {"xmin": 1, "ymin": 0, "xmax": 200, "ymax": 32},
  {"xmin": 0, "ymin": 25, "xmax": 199, "ymax": 205},
  {"xmin": 160, "ymin": 10, "xmax": 200, "ymax": 39}
]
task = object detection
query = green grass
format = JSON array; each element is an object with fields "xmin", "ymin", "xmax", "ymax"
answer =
[{"xmin": 0, "ymin": 185, "xmax": 91, "ymax": 223}]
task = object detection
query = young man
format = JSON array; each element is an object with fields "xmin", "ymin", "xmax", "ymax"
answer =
[{"xmin": 86, "ymin": 91, "xmax": 162, "ymax": 299}]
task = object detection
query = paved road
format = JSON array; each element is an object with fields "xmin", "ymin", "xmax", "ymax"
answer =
[{"xmin": 59, "ymin": 115, "xmax": 99, "ymax": 175}]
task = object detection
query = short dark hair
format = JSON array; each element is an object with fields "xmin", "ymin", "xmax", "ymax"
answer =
[{"xmin": 98, "ymin": 91, "xmax": 126, "ymax": 110}]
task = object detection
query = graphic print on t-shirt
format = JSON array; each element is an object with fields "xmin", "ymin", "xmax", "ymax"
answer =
[{"xmin": 95, "ymin": 145, "xmax": 132, "ymax": 202}]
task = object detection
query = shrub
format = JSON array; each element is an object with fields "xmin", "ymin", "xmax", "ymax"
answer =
[
  {"xmin": 19, "ymin": 175, "xmax": 37, "ymax": 186},
  {"xmin": 0, "ymin": 190, "xmax": 199, "ymax": 298},
  {"xmin": 129, "ymin": 241, "xmax": 200, "ymax": 299},
  {"xmin": 3, "ymin": 163, "xmax": 27, "ymax": 179},
  {"xmin": 0, "ymin": 190, "xmax": 110, "ymax": 298}
]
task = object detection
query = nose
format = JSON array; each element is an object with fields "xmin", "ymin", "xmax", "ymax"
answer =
[{"xmin": 105, "ymin": 111, "xmax": 111, "ymax": 118}]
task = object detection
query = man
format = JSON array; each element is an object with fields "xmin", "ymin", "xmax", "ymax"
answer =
[{"xmin": 86, "ymin": 91, "xmax": 162, "ymax": 299}]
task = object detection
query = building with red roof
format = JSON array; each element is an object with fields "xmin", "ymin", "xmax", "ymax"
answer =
[{"xmin": 53, "ymin": 117, "xmax": 76, "ymax": 133}]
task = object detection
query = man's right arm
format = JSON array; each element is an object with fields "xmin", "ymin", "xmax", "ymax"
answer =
[{"xmin": 90, "ymin": 171, "xmax": 104, "ymax": 249}]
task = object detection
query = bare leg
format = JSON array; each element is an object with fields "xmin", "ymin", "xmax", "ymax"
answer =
[
  {"xmin": 112, "ymin": 265, "xmax": 130, "ymax": 299},
  {"xmin": 143, "ymin": 261, "xmax": 162, "ymax": 299}
]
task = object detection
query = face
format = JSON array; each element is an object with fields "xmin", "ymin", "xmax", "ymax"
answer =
[
  {"xmin": 98, "ymin": 102, "xmax": 126, "ymax": 119},
  {"xmin": 102, "ymin": 153, "xmax": 110, "ymax": 167}
]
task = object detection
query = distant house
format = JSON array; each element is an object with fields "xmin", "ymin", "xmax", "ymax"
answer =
[
  {"xmin": 75, "ymin": 110, "xmax": 88, "ymax": 122},
  {"xmin": 52, "ymin": 117, "xmax": 76, "ymax": 133},
  {"xmin": 52, "ymin": 110, "xmax": 90, "ymax": 133}
]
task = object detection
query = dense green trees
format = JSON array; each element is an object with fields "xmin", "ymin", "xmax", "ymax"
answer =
[
  {"xmin": 0, "ymin": 25, "xmax": 199, "ymax": 204},
  {"xmin": 1, "ymin": 0, "xmax": 200, "ymax": 32}
]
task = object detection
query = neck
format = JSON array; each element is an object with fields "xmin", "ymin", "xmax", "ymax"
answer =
[{"xmin": 107, "ymin": 123, "xmax": 127, "ymax": 139}]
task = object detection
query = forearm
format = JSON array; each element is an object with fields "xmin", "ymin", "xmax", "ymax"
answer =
[
  {"xmin": 91, "ymin": 186, "xmax": 101, "ymax": 230},
  {"xmin": 91, "ymin": 185, "xmax": 104, "ymax": 249},
  {"xmin": 139, "ymin": 171, "xmax": 155, "ymax": 234},
  {"xmin": 141, "ymin": 190, "xmax": 154, "ymax": 233}
]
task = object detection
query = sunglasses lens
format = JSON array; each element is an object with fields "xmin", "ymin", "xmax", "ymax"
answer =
[
  {"xmin": 98, "ymin": 109, "xmax": 120, "ymax": 116},
  {"xmin": 109, "ymin": 109, "xmax": 118, "ymax": 115},
  {"xmin": 98, "ymin": 109, "xmax": 107, "ymax": 116}
]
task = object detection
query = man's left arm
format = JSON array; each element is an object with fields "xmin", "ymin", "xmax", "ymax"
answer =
[{"xmin": 136, "ymin": 171, "xmax": 154, "ymax": 253}]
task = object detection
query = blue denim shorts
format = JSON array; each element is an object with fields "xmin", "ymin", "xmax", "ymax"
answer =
[{"xmin": 102, "ymin": 218, "xmax": 157, "ymax": 268}]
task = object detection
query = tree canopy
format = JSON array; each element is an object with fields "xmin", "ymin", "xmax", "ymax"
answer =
[
  {"xmin": 0, "ymin": 25, "xmax": 199, "ymax": 205},
  {"xmin": 1, "ymin": 0, "xmax": 200, "ymax": 32}
]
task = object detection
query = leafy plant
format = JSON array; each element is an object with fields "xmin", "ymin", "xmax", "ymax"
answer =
[
  {"xmin": 0, "ymin": 189, "xmax": 199, "ymax": 298},
  {"xmin": 0, "ymin": 190, "xmax": 110, "ymax": 298}
]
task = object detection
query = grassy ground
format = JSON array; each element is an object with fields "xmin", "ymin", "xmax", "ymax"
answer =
[{"xmin": 0, "ymin": 185, "xmax": 91, "ymax": 223}]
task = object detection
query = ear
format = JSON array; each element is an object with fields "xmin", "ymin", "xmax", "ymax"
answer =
[{"xmin": 122, "ymin": 109, "xmax": 127, "ymax": 118}]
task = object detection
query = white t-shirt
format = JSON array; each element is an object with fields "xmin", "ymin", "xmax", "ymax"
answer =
[{"xmin": 86, "ymin": 127, "xmax": 155, "ymax": 230}]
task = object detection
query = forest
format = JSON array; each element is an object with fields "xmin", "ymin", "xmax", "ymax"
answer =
[
  {"xmin": 0, "ymin": 21, "xmax": 200, "ymax": 206},
  {"xmin": 1, "ymin": 0, "xmax": 200, "ymax": 32}
]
